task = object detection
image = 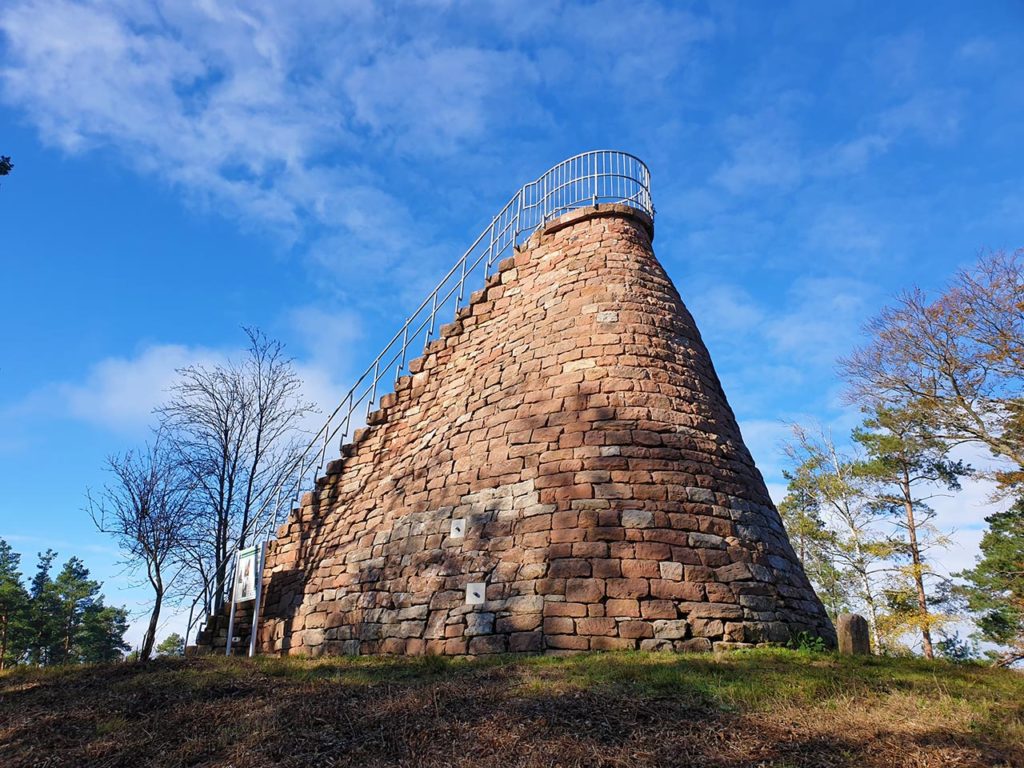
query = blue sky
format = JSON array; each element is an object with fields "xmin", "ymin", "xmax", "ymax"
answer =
[{"xmin": 1, "ymin": 1, "xmax": 1022, "ymax": 647}]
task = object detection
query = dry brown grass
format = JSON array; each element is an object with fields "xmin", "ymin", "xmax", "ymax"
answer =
[{"xmin": 1, "ymin": 649, "xmax": 1022, "ymax": 767}]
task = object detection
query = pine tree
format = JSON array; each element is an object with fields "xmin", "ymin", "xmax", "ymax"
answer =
[
  {"xmin": 27, "ymin": 550, "xmax": 61, "ymax": 665},
  {"xmin": 0, "ymin": 539, "xmax": 31, "ymax": 669},
  {"xmin": 852, "ymin": 403, "xmax": 968, "ymax": 658},
  {"xmin": 78, "ymin": 604, "xmax": 131, "ymax": 663},
  {"xmin": 958, "ymin": 498, "xmax": 1024, "ymax": 667},
  {"xmin": 778, "ymin": 477, "xmax": 854, "ymax": 619},
  {"xmin": 25, "ymin": 553, "xmax": 130, "ymax": 665},
  {"xmin": 155, "ymin": 632, "xmax": 185, "ymax": 657},
  {"xmin": 51, "ymin": 558, "xmax": 103, "ymax": 664}
]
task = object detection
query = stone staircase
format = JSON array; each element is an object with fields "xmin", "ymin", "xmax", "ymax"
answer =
[{"xmin": 190, "ymin": 601, "xmax": 256, "ymax": 656}]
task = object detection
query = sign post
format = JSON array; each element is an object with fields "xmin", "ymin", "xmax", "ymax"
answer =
[
  {"xmin": 225, "ymin": 545, "xmax": 260, "ymax": 657},
  {"xmin": 247, "ymin": 541, "xmax": 268, "ymax": 658}
]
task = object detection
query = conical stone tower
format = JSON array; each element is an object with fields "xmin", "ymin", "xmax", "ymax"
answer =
[{"xmin": 256, "ymin": 203, "xmax": 836, "ymax": 656}]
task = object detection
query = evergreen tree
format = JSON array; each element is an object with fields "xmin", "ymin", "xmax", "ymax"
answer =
[
  {"xmin": 155, "ymin": 632, "xmax": 185, "ymax": 657},
  {"xmin": 778, "ymin": 477, "xmax": 854, "ymax": 619},
  {"xmin": 51, "ymin": 557, "xmax": 103, "ymax": 664},
  {"xmin": 0, "ymin": 539, "xmax": 31, "ymax": 669},
  {"xmin": 27, "ymin": 550, "xmax": 61, "ymax": 665},
  {"xmin": 25, "ymin": 553, "xmax": 130, "ymax": 665},
  {"xmin": 958, "ymin": 498, "xmax": 1024, "ymax": 667},
  {"xmin": 852, "ymin": 403, "xmax": 968, "ymax": 658},
  {"xmin": 78, "ymin": 604, "xmax": 131, "ymax": 663}
]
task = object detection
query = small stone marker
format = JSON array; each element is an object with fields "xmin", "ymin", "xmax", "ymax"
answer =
[
  {"xmin": 836, "ymin": 613, "xmax": 870, "ymax": 655},
  {"xmin": 449, "ymin": 518, "xmax": 465, "ymax": 538},
  {"xmin": 465, "ymin": 582, "xmax": 486, "ymax": 605}
]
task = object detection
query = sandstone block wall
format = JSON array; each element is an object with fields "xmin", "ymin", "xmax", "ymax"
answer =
[{"xmin": 256, "ymin": 205, "xmax": 835, "ymax": 656}]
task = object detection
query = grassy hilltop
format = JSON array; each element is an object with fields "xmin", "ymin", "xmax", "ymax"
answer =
[{"xmin": 1, "ymin": 648, "xmax": 1022, "ymax": 768}]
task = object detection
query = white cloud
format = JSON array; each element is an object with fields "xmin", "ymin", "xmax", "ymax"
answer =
[
  {"xmin": 59, "ymin": 344, "xmax": 226, "ymax": 433},
  {"xmin": 8, "ymin": 335, "xmax": 353, "ymax": 439}
]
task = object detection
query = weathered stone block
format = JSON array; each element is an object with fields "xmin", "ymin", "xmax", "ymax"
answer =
[
  {"xmin": 836, "ymin": 613, "xmax": 871, "ymax": 655},
  {"xmin": 465, "ymin": 613, "xmax": 495, "ymax": 636},
  {"xmin": 653, "ymin": 619, "xmax": 689, "ymax": 640}
]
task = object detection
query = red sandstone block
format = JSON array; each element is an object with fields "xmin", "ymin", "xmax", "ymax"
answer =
[
  {"xmin": 640, "ymin": 600, "xmax": 677, "ymax": 619},
  {"xmin": 621, "ymin": 559, "xmax": 660, "ymax": 579},
  {"xmin": 405, "ymin": 639, "xmax": 426, "ymax": 656},
  {"xmin": 533, "ymin": 426, "xmax": 563, "ymax": 442},
  {"xmin": 534, "ymin": 472, "xmax": 576, "ymax": 489},
  {"xmin": 576, "ymin": 617, "xmax": 616, "ymax": 636},
  {"xmin": 670, "ymin": 547, "xmax": 702, "ymax": 566},
  {"xmin": 605, "ymin": 598, "xmax": 640, "ymax": 617},
  {"xmin": 565, "ymin": 578, "xmax": 605, "ymax": 602},
  {"xmin": 634, "ymin": 542, "xmax": 671, "ymax": 560},
  {"xmin": 571, "ymin": 542, "xmax": 608, "ymax": 558},
  {"xmin": 594, "ymin": 482, "xmax": 633, "ymax": 499},
  {"xmin": 549, "ymin": 558, "xmax": 591, "ymax": 578},
  {"xmin": 546, "ymin": 634, "xmax": 590, "ymax": 651},
  {"xmin": 497, "ymin": 614, "xmax": 542, "ymax": 633},
  {"xmin": 618, "ymin": 620, "xmax": 655, "ymax": 639},
  {"xmin": 445, "ymin": 638, "xmax": 468, "ymax": 655},
  {"xmin": 544, "ymin": 601, "xmax": 588, "ymax": 617},
  {"xmin": 548, "ymin": 542, "xmax": 573, "ymax": 559},
  {"xmin": 518, "ymin": 515, "xmax": 552, "ymax": 534},
  {"xmin": 706, "ymin": 583, "xmax": 735, "ymax": 603},
  {"xmin": 551, "ymin": 528, "xmax": 585, "ymax": 543},
  {"xmin": 685, "ymin": 566, "xmax": 716, "ymax": 583},
  {"xmin": 469, "ymin": 635, "xmax": 507, "ymax": 654},
  {"xmin": 591, "ymin": 559, "xmax": 622, "ymax": 578},
  {"xmin": 543, "ymin": 616, "xmax": 574, "ymax": 634},
  {"xmin": 536, "ymin": 578, "xmax": 566, "ymax": 595},
  {"xmin": 425, "ymin": 639, "xmax": 447, "ymax": 656},
  {"xmin": 651, "ymin": 579, "xmax": 705, "ymax": 601},
  {"xmin": 552, "ymin": 511, "xmax": 579, "ymax": 529},
  {"xmin": 588, "ymin": 527, "xmax": 625, "ymax": 542},
  {"xmin": 606, "ymin": 578, "xmax": 649, "ymax": 599},
  {"xmin": 559, "ymin": 432, "xmax": 585, "ymax": 448}
]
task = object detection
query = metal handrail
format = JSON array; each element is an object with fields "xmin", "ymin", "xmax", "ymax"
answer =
[{"xmin": 186, "ymin": 150, "xmax": 653, "ymax": 644}]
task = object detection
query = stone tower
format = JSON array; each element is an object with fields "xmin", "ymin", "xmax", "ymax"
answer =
[{"xmin": 256, "ymin": 204, "xmax": 835, "ymax": 656}]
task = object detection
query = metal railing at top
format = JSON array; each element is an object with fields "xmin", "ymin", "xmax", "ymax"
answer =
[{"xmin": 186, "ymin": 150, "xmax": 653, "ymax": 643}]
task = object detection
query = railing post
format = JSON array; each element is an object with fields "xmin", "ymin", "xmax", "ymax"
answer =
[
  {"xmin": 457, "ymin": 254, "xmax": 468, "ymax": 311},
  {"xmin": 367, "ymin": 360, "xmax": 380, "ymax": 418},
  {"xmin": 316, "ymin": 419, "xmax": 329, "ymax": 480},
  {"xmin": 397, "ymin": 323, "xmax": 409, "ymax": 382},
  {"xmin": 486, "ymin": 215, "xmax": 498, "ymax": 272},
  {"xmin": 427, "ymin": 292, "xmax": 438, "ymax": 342}
]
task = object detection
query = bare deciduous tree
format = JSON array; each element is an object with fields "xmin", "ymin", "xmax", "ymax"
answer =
[
  {"xmin": 88, "ymin": 435, "xmax": 196, "ymax": 661},
  {"xmin": 783, "ymin": 424, "xmax": 894, "ymax": 652},
  {"xmin": 159, "ymin": 328, "xmax": 315, "ymax": 615},
  {"xmin": 841, "ymin": 250, "xmax": 1024, "ymax": 492}
]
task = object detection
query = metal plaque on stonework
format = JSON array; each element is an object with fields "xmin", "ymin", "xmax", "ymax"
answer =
[{"xmin": 466, "ymin": 582, "xmax": 486, "ymax": 605}]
